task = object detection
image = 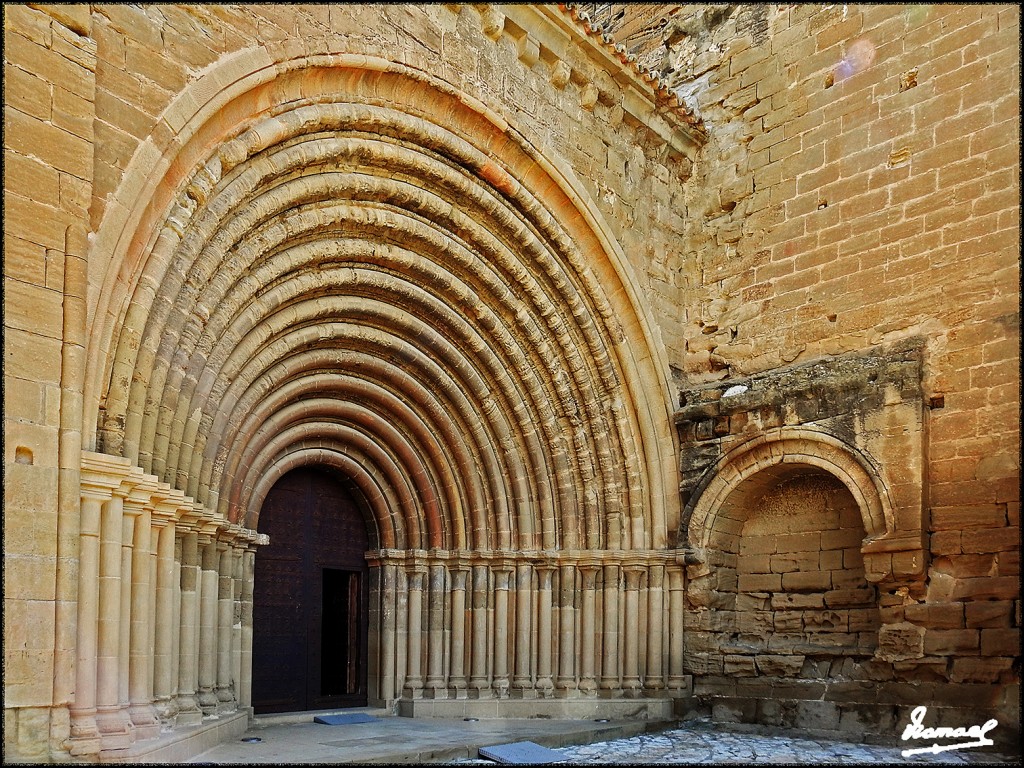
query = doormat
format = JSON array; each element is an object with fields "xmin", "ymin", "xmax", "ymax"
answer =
[
  {"xmin": 478, "ymin": 741, "xmax": 565, "ymax": 764},
  {"xmin": 314, "ymin": 713, "xmax": 380, "ymax": 725}
]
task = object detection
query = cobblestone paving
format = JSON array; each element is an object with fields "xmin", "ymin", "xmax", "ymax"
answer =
[{"xmin": 457, "ymin": 719, "xmax": 1019, "ymax": 765}]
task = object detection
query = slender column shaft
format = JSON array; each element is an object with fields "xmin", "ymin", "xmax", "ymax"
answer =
[
  {"xmin": 425, "ymin": 564, "xmax": 446, "ymax": 697},
  {"xmin": 600, "ymin": 564, "xmax": 620, "ymax": 693},
  {"xmin": 535, "ymin": 567, "xmax": 554, "ymax": 695},
  {"xmin": 96, "ymin": 494, "xmax": 131, "ymax": 743},
  {"xmin": 493, "ymin": 567, "xmax": 511, "ymax": 698},
  {"xmin": 579, "ymin": 565, "xmax": 599, "ymax": 694},
  {"xmin": 378, "ymin": 563, "xmax": 397, "ymax": 702},
  {"xmin": 70, "ymin": 494, "xmax": 104, "ymax": 743},
  {"xmin": 449, "ymin": 568, "xmax": 468, "ymax": 697},
  {"xmin": 118, "ymin": 510, "xmax": 135, "ymax": 724},
  {"xmin": 622, "ymin": 567, "xmax": 643, "ymax": 694},
  {"xmin": 170, "ymin": 538, "xmax": 183, "ymax": 715},
  {"xmin": 403, "ymin": 570, "xmax": 424, "ymax": 697},
  {"xmin": 128, "ymin": 504, "xmax": 160, "ymax": 737},
  {"xmin": 153, "ymin": 520, "xmax": 177, "ymax": 720},
  {"xmin": 239, "ymin": 549, "xmax": 256, "ymax": 709},
  {"xmin": 216, "ymin": 544, "xmax": 235, "ymax": 710},
  {"xmin": 555, "ymin": 565, "xmax": 576, "ymax": 694},
  {"xmin": 667, "ymin": 566, "xmax": 687, "ymax": 689},
  {"xmin": 231, "ymin": 548, "xmax": 243, "ymax": 711},
  {"xmin": 176, "ymin": 531, "xmax": 202, "ymax": 724},
  {"xmin": 469, "ymin": 565, "xmax": 490, "ymax": 697},
  {"xmin": 198, "ymin": 537, "xmax": 219, "ymax": 714},
  {"xmin": 512, "ymin": 564, "xmax": 533, "ymax": 694},
  {"xmin": 645, "ymin": 565, "xmax": 665, "ymax": 692}
]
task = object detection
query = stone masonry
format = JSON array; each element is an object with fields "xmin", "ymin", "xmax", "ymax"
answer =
[{"xmin": 3, "ymin": 3, "xmax": 1020, "ymax": 763}]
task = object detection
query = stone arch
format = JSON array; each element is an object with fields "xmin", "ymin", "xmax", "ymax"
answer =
[
  {"xmin": 83, "ymin": 47, "xmax": 680, "ymax": 553},
  {"xmin": 685, "ymin": 427, "xmax": 895, "ymax": 554},
  {"xmin": 682, "ymin": 428, "xmax": 888, "ymax": 682}
]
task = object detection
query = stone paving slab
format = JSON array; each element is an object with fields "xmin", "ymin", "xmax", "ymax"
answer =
[{"xmin": 190, "ymin": 713, "xmax": 1020, "ymax": 765}]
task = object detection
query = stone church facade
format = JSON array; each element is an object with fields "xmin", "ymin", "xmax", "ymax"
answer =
[{"xmin": 3, "ymin": 3, "xmax": 1019, "ymax": 762}]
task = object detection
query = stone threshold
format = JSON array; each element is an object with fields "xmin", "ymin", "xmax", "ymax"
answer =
[{"xmin": 99, "ymin": 710, "xmax": 249, "ymax": 764}]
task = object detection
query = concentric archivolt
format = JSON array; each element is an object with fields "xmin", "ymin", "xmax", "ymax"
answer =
[{"xmin": 93, "ymin": 57, "xmax": 678, "ymax": 553}]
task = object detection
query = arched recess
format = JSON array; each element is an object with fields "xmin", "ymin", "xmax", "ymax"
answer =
[
  {"xmin": 84, "ymin": 48, "xmax": 681, "ymax": 554},
  {"xmin": 685, "ymin": 427, "xmax": 896, "ymax": 554}
]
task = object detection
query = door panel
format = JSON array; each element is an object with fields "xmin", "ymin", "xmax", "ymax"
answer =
[{"xmin": 252, "ymin": 467, "xmax": 369, "ymax": 713}]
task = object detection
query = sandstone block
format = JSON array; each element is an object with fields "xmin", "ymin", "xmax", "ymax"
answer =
[
  {"xmin": 980, "ymin": 628, "xmax": 1020, "ymax": 657},
  {"xmin": 923, "ymin": 628, "xmax": 979, "ymax": 655},
  {"xmin": 781, "ymin": 570, "xmax": 831, "ymax": 591}
]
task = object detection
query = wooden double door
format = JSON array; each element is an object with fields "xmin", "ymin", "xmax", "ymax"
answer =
[{"xmin": 252, "ymin": 467, "xmax": 370, "ymax": 713}]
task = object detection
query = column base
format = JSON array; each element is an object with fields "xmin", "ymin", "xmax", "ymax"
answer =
[
  {"xmin": 174, "ymin": 695, "xmax": 203, "ymax": 727},
  {"xmin": 468, "ymin": 685, "xmax": 494, "ymax": 700},
  {"xmin": 424, "ymin": 685, "xmax": 449, "ymax": 700},
  {"xmin": 129, "ymin": 703, "xmax": 162, "ymax": 740},
  {"xmin": 95, "ymin": 707, "xmax": 134, "ymax": 751},
  {"xmin": 197, "ymin": 688, "xmax": 218, "ymax": 715}
]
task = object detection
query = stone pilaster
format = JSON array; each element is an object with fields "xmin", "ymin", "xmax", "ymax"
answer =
[
  {"xmin": 644, "ymin": 564, "xmax": 665, "ymax": 693},
  {"xmin": 215, "ymin": 543, "xmax": 235, "ymax": 712},
  {"xmin": 622, "ymin": 565, "xmax": 644, "ymax": 696},
  {"xmin": 403, "ymin": 564, "xmax": 425, "ymax": 698},
  {"xmin": 175, "ymin": 528, "xmax": 202, "ymax": 725},
  {"xmin": 555, "ymin": 564, "xmax": 577, "ymax": 696},
  {"xmin": 600, "ymin": 563, "xmax": 621, "ymax": 694},
  {"xmin": 512, "ymin": 563, "xmax": 534, "ymax": 697},
  {"xmin": 469, "ymin": 564, "xmax": 491, "ymax": 698},
  {"xmin": 535, "ymin": 564, "xmax": 555, "ymax": 697},
  {"xmin": 449, "ymin": 564, "xmax": 469, "ymax": 698},
  {"xmin": 424, "ymin": 562, "xmax": 447, "ymax": 698},
  {"xmin": 579, "ymin": 563, "xmax": 600, "ymax": 695}
]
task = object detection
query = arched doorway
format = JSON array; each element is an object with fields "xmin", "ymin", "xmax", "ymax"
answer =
[{"xmin": 252, "ymin": 466, "xmax": 370, "ymax": 713}]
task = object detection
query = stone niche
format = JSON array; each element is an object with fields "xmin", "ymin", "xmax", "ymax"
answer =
[{"xmin": 673, "ymin": 341, "xmax": 937, "ymax": 741}]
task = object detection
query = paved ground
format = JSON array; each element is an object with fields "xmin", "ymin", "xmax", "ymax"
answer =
[{"xmin": 190, "ymin": 709, "xmax": 1019, "ymax": 765}]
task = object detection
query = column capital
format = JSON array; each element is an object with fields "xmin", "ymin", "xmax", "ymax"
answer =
[{"xmin": 80, "ymin": 451, "xmax": 134, "ymax": 501}]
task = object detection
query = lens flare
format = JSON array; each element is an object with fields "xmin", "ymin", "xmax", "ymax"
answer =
[{"xmin": 835, "ymin": 38, "xmax": 876, "ymax": 81}]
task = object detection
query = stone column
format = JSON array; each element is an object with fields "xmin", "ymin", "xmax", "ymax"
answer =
[
  {"xmin": 469, "ymin": 564, "xmax": 491, "ymax": 698},
  {"xmin": 555, "ymin": 564, "xmax": 576, "ymax": 696},
  {"xmin": 449, "ymin": 565, "xmax": 469, "ymax": 698},
  {"xmin": 579, "ymin": 564, "xmax": 600, "ymax": 695},
  {"xmin": 600, "ymin": 564, "xmax": 621, "ymax": 694},
  {"xmin": 512, "ymin": 563, "xmax": 534, "ymax": 697},
  {"xmin": 198, "ymin": 535, "xmax": 220, "ymax": 714},
  {"xmin": 176, "ymin": 529, "xmax": 202, "ymax": 724},
  {"xmin": 493, "ymin": 565, "xmax": 512, "ymax": 699},
  {"xmin": 535, "ymin": 564, "xmax": 555, "ymax": 697},
  {"xmin": 152, "ymin": 513, "xmax": 178, "ymax": 721},
  {"xmin": 667, "ymin": 564, "xmax": 687, "ymax": 691},
  {"xmin": 126, "ymin": 495, "xmax": 160, "ymax": 738},
  {"xmin": 216, "ymin": 543, "xmax": 236, "ymax": 711},
  {"xmin": 403, "ymin": 566, "xmax": 425, "ymax": 698},
  {"xmin": 645, "ymin": 564, "xmax": 666, "ymax": 693},
  {"xmin": 170, "ymin": 536, "xmax": 183, "ymax": 717},
  {"xmin": 231, "ymin": 547, "xmax": 244, "ymax": 711},
  {"xmin": 69, "ymin": 488, "xmax": 107, "ymax": 749},
  {"xmin": 117, "ymin": 500, "xmax": 136, "ymax": 737},
  {"xmin": 377, "ymin": 561, "xmax": 398, "ymax": 703},
  {"xmin": 239, "ymin": 548, "xmax": 256, "ymax": 709},
  {"xmin": 622, "ymin": 565, "xmax": 644, "ymax": 696},
  {"xmin": 95, "ymin": 492, "xmax": 132, "ymax": 747},
  {"xmin": 425, "ymin": 562, "xmax": 447, "ymax": 698}
]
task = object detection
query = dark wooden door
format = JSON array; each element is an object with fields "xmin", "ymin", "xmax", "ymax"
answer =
[{"xmin": 252, "ymin": 467, "xmax": 369, "ymax": 713}]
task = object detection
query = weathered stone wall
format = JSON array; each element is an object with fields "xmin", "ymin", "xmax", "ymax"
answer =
[
  {"xmin": 3, "ymin": 2, "xmax": 1020, "ymax": 761},
  {"xmin": 643, "ymin": 2, "xmax": 1019, "ymax": 740}
]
